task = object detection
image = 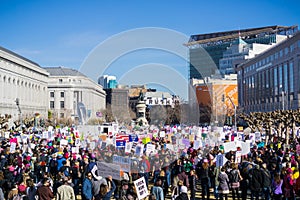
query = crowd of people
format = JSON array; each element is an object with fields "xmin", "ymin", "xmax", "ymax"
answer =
[{"xmin": 0, "ymin": 126, "xmax": 300, "ymax": 200}]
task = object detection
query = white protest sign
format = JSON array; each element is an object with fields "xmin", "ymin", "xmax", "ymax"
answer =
[
  {"xmin": 255, "ymin": 132, "xmax": 261, "ymax": 141},
  {"xmin": 193, "ymin": 140, "xmax": 201, "ymax": 150},
  {"xmin": 159, "ymin": 131, "xmax": 165, "ymax": 138},
  {"xmin": 241, "ymin": 141, "xmax": 251, "ymax": 155},
  {"xmin": 4, "ymin": 132, "xmax": 10, "ymax": 139},
  {"xmin": 60, "ymin": 139, "xmax": 68, "ymax": 146},
  {"xmin": 125, "ymin": 142, "xmax": 132, "ymax": 153},
  {"xmin": 89, "ymin": 142, "xmax": 95, "ymax": 150},
  {"xmin": 134, "ymin": 177, "xmax": 149, "ymax": 200},
  {"xmin": 146, "ymin": 144, "xmax": 156, "ymax": 156},
  {"xmin": 75, "ymin": 138, "xmax": 81, "ymax": 146},
  {"xmin": 96, "ymin": 161, "xmax": 121, "ymax": 180},
  {"xmin": 42, "ymin": 131, "xmax": 48, "ymax": 139},
  {"xmin": 235, "ymin": 151, "xmax": 242, "ymax": 163},
  {"xmin": 165, "ymin": 144, "xmax": 174, "ymax": 151},
  {"xmin": 72, "ymin": 147, "xmax": 79, "ymax": 154},
  {"xmin": 10, "ymin": 143, "xmax": 16, "ymax": 153},
  {"xmin": 223, "ymin": 141, "xmax": 236, "ymax": 153}
]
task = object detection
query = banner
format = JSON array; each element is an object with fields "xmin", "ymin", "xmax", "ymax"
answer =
[
  {"xmin": 96, "ymin": 161, "xmax": 121, "ymax": 180},
  {"xmin": 134, "ymin": 177, "xmax": 149, "ymax": 200},
  {"xmin": 113, "ymin": 155, "xmax": 131, "ymax": 172}
]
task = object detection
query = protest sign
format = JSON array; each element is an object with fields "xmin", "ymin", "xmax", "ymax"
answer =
[
  {"xmin": 4, "ymin": 132, "xmax": 10, "ymax": 139},
  {"xmin": 235, "ymin": 151, "xmax": 242, "ymax": 163},
  {"xmin": 125, "ymin": 142, "xmax": 132, "ymax": 153},
  {"xmin": 113, "ymin": 155, "xmax": 131, "ymax": 172},
  {"xmin": 134, "ymin": 177, "xmax": 149, "ymax": 200},
  {"xmin": 146, "ymin": 144, "xmax": 156, "ymax": 156},
  {"xmin": 193, "ymin": 140, "xmax": 200, "ymax": 150},
  {"xmin": 96, "ymin": 161, "xmax": 121, "ymax": 180},
  {"xmin": 159, "ymin": 131, "xmax": 165, "ymax": 138},
  {"xmin": 10, "ymin": 142, "xmax": 16, "ymax": 153},
  {"xmin": 165, "ymin": 144, "xmax": 174, "ymax": 151},
  {"xmin": 60, "ymin": 139, "xmax": 68, "ymax": 146},
  {"xmin": 182, "ymin": 138, "xmax": 190, "ymax": 148},
  {"xmin": 241, "ymin": 141, "xmax": 251, "ymax": 155},
  {"xmin": 135, "ymin": 144, "xmax": 144, "ymax": 157},
  {"xmin": 223, "ymin": 141, "xmax": 236, "ymax": 153},
  {"xmin": 72, "ymin": 147, "xmax": 79, "ymax": 154}
]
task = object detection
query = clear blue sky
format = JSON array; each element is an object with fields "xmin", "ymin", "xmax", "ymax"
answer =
[{"xmin": 1, "ymin": 0, "xmax": 299, "ymax": 99}]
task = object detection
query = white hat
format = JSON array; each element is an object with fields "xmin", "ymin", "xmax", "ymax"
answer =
[{"xmin": 180, "ymin": 186, "xmax": 188, "ymax": 194}]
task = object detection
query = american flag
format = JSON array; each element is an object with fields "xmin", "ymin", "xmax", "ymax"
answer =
[{"xmin": 115, "ymin": 134, "xmax": 129, "ymax": 147}]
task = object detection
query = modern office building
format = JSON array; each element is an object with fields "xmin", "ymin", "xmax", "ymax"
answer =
[
  {"xmin": 186, "ymin": 25, "xmax": 298, "ymax": 79},
  {"xmin": 0, "ymin": 46, "xmax": 49, "ymax": 121},
  {"xmin": 98, "ymin": 75, "xmax": 117, "ymax": 89},
  {"xmin": 45, "ymin": 67, "xmax": 106, "ymax": 124},
  {"xmin": 237, "ymin": 31, "xmax": 300, "ymax": 113}
]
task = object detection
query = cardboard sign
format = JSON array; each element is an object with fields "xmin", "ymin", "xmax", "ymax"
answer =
[
  {"xmin": 134, "ymin": 177, "xmax": 149, "ymax": 200},
  {"xmin": 96, "ymin": 161, "xmax": 121, "ymax": 180},
  {"xmin": 235, "ymin": 151, "xmax": 242, "ymax": 163}
]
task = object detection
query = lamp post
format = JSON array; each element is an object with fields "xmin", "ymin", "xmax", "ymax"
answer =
[
  {"xmin": 15, "ymin": 98, "xmax": 22, "ymax": 128},
  {"xmin": 282, "ymin": 91, "xmax": 285, "ymax": 110},
  {"xmin": 227, "ymin": 96, "xmax": 237, "ymax": 132}
]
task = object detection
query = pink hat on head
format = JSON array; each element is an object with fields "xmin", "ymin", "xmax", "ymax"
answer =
[
  {"xmin": 8, "ymin": 166, "xmax": 14, "ymax": 172},
  {"xmin": 203, "ymin": 158, "xmax": 209, "ymax": 163},
  {"xmin": 18, "ymin": 184, "xmax": 26, "ymax": 192}
]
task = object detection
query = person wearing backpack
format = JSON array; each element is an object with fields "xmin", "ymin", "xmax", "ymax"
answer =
[
  {"xmin": 229, "ymin": 163, "xmax": 243, "ymax": 200},
  {"xmin": 26, "ymin": 179, "xmax": 37, "ymax": 200}
]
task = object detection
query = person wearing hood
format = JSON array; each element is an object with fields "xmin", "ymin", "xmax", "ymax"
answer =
[{"xmin": 175, "ymin": 185, "xmax": 189, "ymax": 200}]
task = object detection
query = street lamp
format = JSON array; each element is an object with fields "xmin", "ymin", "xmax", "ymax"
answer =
[
  {"xmin": 227, "ymin": 96, "xmax": 237, "ymax": 132},
  {"xmin": 15, "ymin": 98, "xmax": 22, "ymax": 128}
]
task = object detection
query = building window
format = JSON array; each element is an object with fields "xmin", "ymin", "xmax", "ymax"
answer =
[
  {"xmin": 60, "ymin": 113, "xmax": 64, "ymax": 118},
  {"xmin": 59, "ymin": 79, "xmax": 63, "ymax": 83},
  {"xmin": 61, "ymin": 92, "xmax": 64, "ymax": 98},
  {"xmin": 50, "ymin": 92, "xmax": 54, "ymax": 98},
  {"xmin": 50, "ymin": 101, "xmax": 54, "ymax": 109},
  {"xmin": 60, "ymin": 101, "xmax": 65, "ymax": 109},
  {"xmin": 284, "ymin": 47, "xmax": 289, "ymax": 55}
]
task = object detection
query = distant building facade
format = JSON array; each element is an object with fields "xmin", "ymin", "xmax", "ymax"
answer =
[
  {"xmin": 0, "ymin": 46, "xmax": 49, "ymax": 121},
  {"xmin": 186, "ymin": 25, "xmax": 298, "ymax": 79},
  {"xmin": 194, "ymin": 74, "xmax": 238, "ymax": 125},
  {"xmin": 98, "ymin": 75, "xmax": 117, "ymax": 89},
  {"xmin": 45, "ymin": 67, "xmax": 106, "ymax": 124},
  {"xmin": 237, "ymin": 31, "xmax": 300, "ymax": 113}
]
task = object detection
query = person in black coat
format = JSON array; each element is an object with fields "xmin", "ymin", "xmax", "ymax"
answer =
[
  {"xmin": 249, "ymin": 165, "xmax": 263, "ymax": 200},
  {"xmin": 175, "ymin": 185, "xmax": 189, "ymax": 200}
]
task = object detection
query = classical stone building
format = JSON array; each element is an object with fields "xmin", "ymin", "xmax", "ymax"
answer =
[
  {"xmin": 0, "ymin": 46, "xmax": 49, "ymax": 121},
  {"xmin": 45, "ymin": 67, "xmax": 106, "ymax": 124}
]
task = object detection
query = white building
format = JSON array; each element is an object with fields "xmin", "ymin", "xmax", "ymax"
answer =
[
  {"xmin": 45, "ymin": 67, "xmax": 106, "ymax": 124},
  {"xmin": 219, "ymin": 35, "xmax": 287, "ymax": 74},
  {"xmin": 0, "ymin": 46, "xmax": 49, "ymax": 121},
  {"xmin": 144, "ymin": 91, "xmax": 178, "ymax": 107}
]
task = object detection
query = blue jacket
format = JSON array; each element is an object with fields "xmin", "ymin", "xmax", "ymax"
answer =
[{"xmin": 82, "ymin": 178, "xmax": 93, "ymax": 200}]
